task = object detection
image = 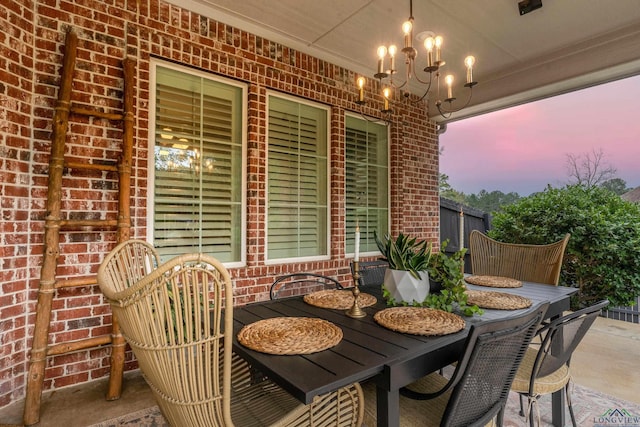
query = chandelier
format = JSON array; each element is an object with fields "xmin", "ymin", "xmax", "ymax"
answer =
[{"xmin": 356, "ymin": 0, "xmax": 478, "ymax": 120}]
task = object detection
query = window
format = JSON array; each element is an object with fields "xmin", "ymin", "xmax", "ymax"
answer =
[
  {"xmin": 345, "ymin": 115, "xmax": 389, "ymax": 255},
  {"xmin": 267, "ymin": 95, "xmax": 329, "ymax": 261},
  {"xmin": 150, "ymin": 62, "xmax": 246, "ymax": 264}
]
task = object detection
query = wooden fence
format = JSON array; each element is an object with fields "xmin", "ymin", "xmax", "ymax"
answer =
[
  {"xmin": 439, "ymin": 197, "xmax": 491, "ymax": 274},
  {"xmin": 603, "ymin": 299, "xmax": 640, "ymax": 323}
]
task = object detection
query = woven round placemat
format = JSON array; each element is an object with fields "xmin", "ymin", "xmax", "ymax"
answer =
[
  {"xmin": 237, "ymin": 317, "xmax": 343, "ymax": 355},
  {"xmin": 466, "ymin": 290, "xmax": 532, "ymax": 310},
  {"xmin": 374, "ymin": 307, "xmax": 465, "ymax": 336},
  {"xmin": 303, "ymin": 289, "xmax": 377, "ymax": 310},
  {"xmin": 465, "ymin": 275, "xmax": 523, "ymax": 288}
]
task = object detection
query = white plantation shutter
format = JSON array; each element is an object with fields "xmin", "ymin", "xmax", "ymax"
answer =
[
  {"xmin": 267, "ymin": 96, "xmax": 329, "ymax": 260},
  {"xmin": 345, "ymin": 115, "xmax": 389, "ymax": 253},
  {"xmin": 153, "ymin": 66, "xmax": 244, "ymax": 262}
]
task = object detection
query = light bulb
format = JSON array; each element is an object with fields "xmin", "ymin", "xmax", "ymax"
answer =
[
  {"xmin": 424, "ymin": 37, "xmax": 434, "ymax": 52},
  {"xmin": 445, "ymin": 74, "xmax": 454, "ymax": 99},
  {"xmin": 357, "ymin": 77, "xmax": 365, "ymax": 103},
  {"xmin": 465, "ymin": 55, "xmax": 476, "ymax": 84},
  {"xmin": 383, "ymin": 87, "xmax": 391, "ymax": 111},
  {"xmin": 402, "ymin": 21, "xmax": 412, "ymax": 35},
  {"xmin": 424, "ymin": 37, "xmax": 434, "ymax": 68},
  {"xmin": 464, "ymin": 55, "xmax": 475, "ymax": 68},
  {"xmin": 388, "ymin": 45, "xmax": 397, "ymax": 73},
  {"xmin": 377, "ymin": 46, "xmax": 387, "ymax": 59},
  {"xmin": 377, "ymin": 46, "xmax": 387, "ymax": 75},
  {"xmin": 402, "ymin": 20, "xmax": 413, "ymax": 49},
  {"xmin": 434, "ymin": 35, "xmax": 443, "ymax": 63}
]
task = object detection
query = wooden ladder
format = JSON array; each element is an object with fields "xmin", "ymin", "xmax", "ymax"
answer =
[{"xmin": 23, "ymin": 28, "xmax": 135, "ymax": 425}]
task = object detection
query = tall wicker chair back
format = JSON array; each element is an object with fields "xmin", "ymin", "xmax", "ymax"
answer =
[
  {"xmin": 351, "ymin": 260, "xmax": 388, "ymax": 287},
  {"xmin": 270, "ymin": 272, "xmax": 343, "ymax": 300},
  {"xmin": 97, "ymin": 253, "xmax": 364, "ymax": 426},
  {"xmin": 98, "ymin": 239, "xmax": 160, "ymax": 293},
  {"xmin": 512, "ymin": 299, "xmax": 609, "ymax": 427},
  {"xmin": 362, "ymin": 303, "xmax": 549, "ymax": 427},
  {"xmin": 469, "ymin": 231, "xmax": 570, "ymax": 285}
]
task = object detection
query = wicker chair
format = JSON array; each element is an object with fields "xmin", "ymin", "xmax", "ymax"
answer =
[
  {"xmin": 270, "ymin": 272, "xmax": 343, "ymax": 300},
  {"xmin": 97, "ymin": 253, "xmax": 364, "ymax": 426},
  {"xmin": 98, "ymin": 239, "xmax": 161, "ymax": 292},
  {"xmin": 512, "ymin": 299, "xmax": 609, "ymax": 427},
  {"xmin": 362, "ymin": 303, "xmax": 549, "ymax": 427},
  {"xmin": 469, "ymin": 230, "xmax": 570, "ymax": 285},
  {"xmin": 351, "ymin": 260, "xmax": 388, "ymax": 288}
]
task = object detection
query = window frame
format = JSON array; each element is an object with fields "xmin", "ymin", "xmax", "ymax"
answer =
[
  {"xmin": 344, "ymin": 112, "xmax": 391, "ymax": 259},
  {"xmin": 147, "ymin": 59, "xmax": 248, "ymax": 268},
  {"xmin": 265, "ymin": 91, "xmax": 332, "ymax": 265}
]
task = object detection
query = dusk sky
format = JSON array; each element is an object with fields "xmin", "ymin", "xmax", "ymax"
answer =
[{"xmin": 439, "ymin": 74, "xmax": 640, "ymax": 196}]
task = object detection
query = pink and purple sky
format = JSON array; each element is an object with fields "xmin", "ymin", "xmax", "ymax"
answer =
[{"xmin": 439, "ymin": 74, "xmax": 640, "ymax": 196}]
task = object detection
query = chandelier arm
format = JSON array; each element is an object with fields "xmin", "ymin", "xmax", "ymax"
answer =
[
  {"xmin": 416, "ymin": 72, "xmax": 435, "ymax": 102},
  {"xmin": 358, "ymin": 110, "xmax": 393, "ymax": 125},
  {"xmin": 436, "ymin": 88, "xmax": 474, "ymax": 117},
  {"xmin": 410, "ymin": 66, "xmax": 434, "ymax": 85}
]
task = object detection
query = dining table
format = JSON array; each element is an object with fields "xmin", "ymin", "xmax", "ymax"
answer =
[{"xmin": 231, "ymin": 278, "xmax": 578, "ymax": 427}]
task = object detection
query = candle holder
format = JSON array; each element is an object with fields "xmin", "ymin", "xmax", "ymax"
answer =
[{"xmin": 346, "ymin": 261, "xmax": 367, "ymax": 318}]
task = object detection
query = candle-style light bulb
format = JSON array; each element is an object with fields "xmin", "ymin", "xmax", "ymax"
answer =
[
  {"xmin": 402, "ymin": 20, "xmax": 413, "ymax": 49},
  {"xmin": 445, "ymin": 74, "xmax": 454, "ymax": 100},
  {"xmin": 464, "ymin": 55, "xmax": 476, "ymax": 84},
  {"xmin": 383, "ymin": 87, "xmax": 391, "ymax": 111},
  {"xmin": 434, "ymin": 35, "xmax": 443, "ymax": 64},
  {"xmin": 388, "ymin": 45, "xmax": 397, "ymax": 73},
  {"xmin": 424, "ymin": 37, "xmax": 434, "ymax": 68},
  {"xmin": 377, "ymin": 45, "xmax": 387, "ymax": 74},
  {"xmin": 357, "ymin": 76, "xmax": 365, "ymax": 103}
]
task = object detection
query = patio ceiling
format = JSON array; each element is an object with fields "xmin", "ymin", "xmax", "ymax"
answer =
[{"xmin": 175, "ymin": 0, "xmax": 640, "ymax": 123}]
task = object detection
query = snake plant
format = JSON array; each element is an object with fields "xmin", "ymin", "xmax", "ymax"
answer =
[{"xmin": 374, "ymin": 231, "xmax": 432, "ymax": 280}]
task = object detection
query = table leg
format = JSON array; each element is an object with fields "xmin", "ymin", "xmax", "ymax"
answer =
[
  {"xmin": 552, "ymin": 388, "xmax": 566, "ymax": 427},
  {"xmin": 550, "ymin": 312, "xmax": 566, "ymax": 427},
  {"xmin": 376, "ymin": 384, "xmax": 399, "ymax": 427}
]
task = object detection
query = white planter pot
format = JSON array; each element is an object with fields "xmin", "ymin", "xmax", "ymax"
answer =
[{"xmin": 383, "ymin": 269, "xmax": 430, "ymax": 304}]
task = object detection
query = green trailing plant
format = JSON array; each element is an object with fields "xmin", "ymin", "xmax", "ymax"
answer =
[
  {"xmin": 424, "ymin": 240, "xmax": 483, "ymax": 316},
  {"xmin": 374, "ymin": 231, "xmax": 432, "ymax": 280}
]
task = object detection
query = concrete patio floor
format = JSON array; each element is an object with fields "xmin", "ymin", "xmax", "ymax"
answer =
[{"xmin": 1, "ymin": 315, "xmax": 638, "ymax": 426}]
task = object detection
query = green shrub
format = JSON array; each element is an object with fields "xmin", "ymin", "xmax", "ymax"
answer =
[{"xmin": 490, "ymin": 185, "xmax": 640, "ymax": 309}]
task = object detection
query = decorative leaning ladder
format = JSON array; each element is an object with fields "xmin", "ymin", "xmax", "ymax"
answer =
[{"xmin": 23, "ymin": 28, "xmax": 135, "ymax": 425}]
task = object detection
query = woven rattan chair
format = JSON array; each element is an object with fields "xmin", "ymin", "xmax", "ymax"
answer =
[
  {"xmin": 270, "ymin": 272, "xmax": 343, "ymax": 300},
  {"xmin": 362, "ymin": 303, "xmax": 549, "ymax": 427},
  {"xmin": 512, "ymin": 299, "xmax": 609, "ymax": 427},
  {"xmin": 469, "ymin": 230, "xmax": 570, "ymax": 285},
  {"xmin": 351, "ymin": 260, "xmax": 388, "ymax": 288},
  {"xmin": 98, "ymin": 239, "xmax": 161, "ymax": 292},
  {"xmin": 97, "ymin": 253, "xmax": 364, "ymax": 426}
]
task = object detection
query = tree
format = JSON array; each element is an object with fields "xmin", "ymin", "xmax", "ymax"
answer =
[
  {"xmin": 465, "ymin": 190, "xmax": 521, "ymax": 213},
  {"xmin": 489, "ymin": 185, "xmax": 640, "ymax": 309},
  {"xmin": 439, "ymin": 173, "xmax": 466, "ymax": 204},
  {"xmin": 599, "ymin": 177, "xmax": 629, "ymax": 195},
  {"xmin": 565, "ymin": 148, "xmax": 617, "ymax": 188}
]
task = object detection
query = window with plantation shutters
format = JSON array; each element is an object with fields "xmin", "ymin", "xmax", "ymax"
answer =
[
  {"xmin": 151, "ymin": 64, "xmax": 245, "ymax": 264},
  {"xmin": 267, "ymin": 95, "xmax": 329, "ymax": 261},
  {"xmin": 345, "ymin": 115, "xmax": 389, "ymax": 255}
]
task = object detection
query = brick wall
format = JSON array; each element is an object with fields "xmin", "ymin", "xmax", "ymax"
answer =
[{"xmin": 0, "ymin": 0, "xmax": 440, "ymax": 410}]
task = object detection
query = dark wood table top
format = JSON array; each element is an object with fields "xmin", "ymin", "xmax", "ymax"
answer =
[{"xmin": 232, "ymin": 280, "xmax": 578, "ymax": 405}]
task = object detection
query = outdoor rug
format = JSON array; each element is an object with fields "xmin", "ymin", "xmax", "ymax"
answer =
[{"xmin": 89, "ymin": 383, "xmax": 640, "ymax": 427}]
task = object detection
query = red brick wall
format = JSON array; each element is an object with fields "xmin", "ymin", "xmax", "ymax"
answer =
[{"xmin": 0, "ymin": 0, "xmax": 440, "ymax": 410}]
